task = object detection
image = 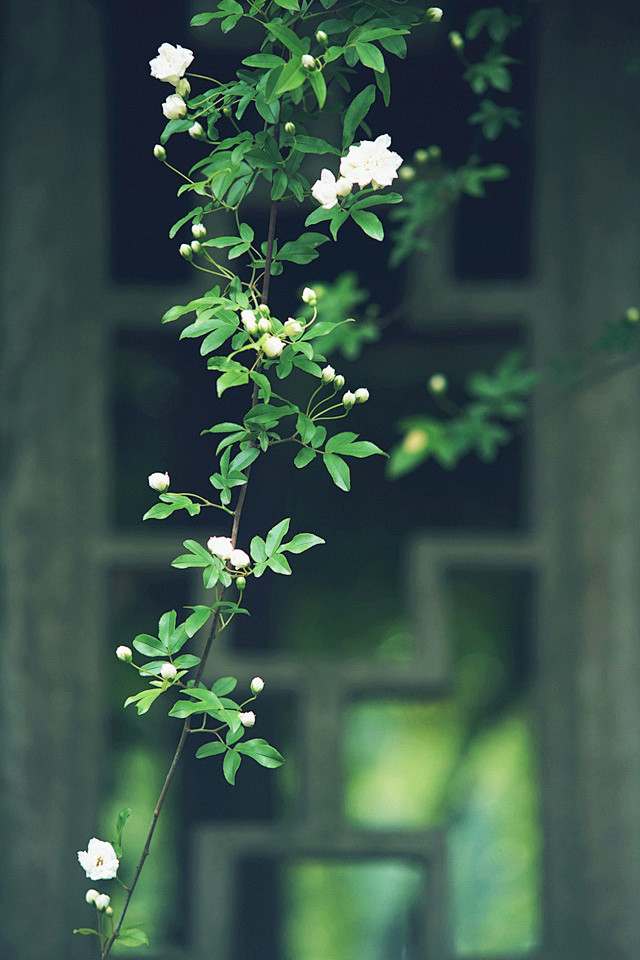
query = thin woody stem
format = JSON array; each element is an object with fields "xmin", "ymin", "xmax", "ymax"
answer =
[{"xmin": 102, "ymin": 198, "xmax": 279, "ymax": 960}]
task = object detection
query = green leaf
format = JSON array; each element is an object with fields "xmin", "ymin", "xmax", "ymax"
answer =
[
  {"xmin": 212, "ymin": 676, "xmax": 238, "ymax": 696},
  {"xmin": 266, "ymin": 517, "xmax": 291, "ymax": 555},
  {"xmin": 73, "ymin": 929, "xmax": 99, "ymax": 936},
  {"xmin": 158, "ymin": 610, "xmax": 177, "ymax": 647},
  {"xmin": 116, "ymin": 808, "xmax": 131, "ymax": 848},
  {"xmin": 280, "ymin": 533, "xmax": 325, "ymax": 554},
  {"xmin": 341, "ymin": 440, "xmax": 386, "ymax": 458},
  {"xmin": 264, "ymin": 21, "xmax": 304, "ymax": 55},
  {"xmin": 191, "ymin": 12, "xmax": 218, "ymax": 26},
  {"xmin": 142, "ymin": 502, "xmax": 175, "ymax": 521},
  {"xmin": 173, "ymin": 654, "xmax": 201, "ymax": 669},
  {"xmin": 272, "ymin": 57, "xmax": 305, "ymax": 98},
  {"xmin": 250, "ymin": 536, "xmax": 268, "ymax": 562},
  {"xmin": 266, "ymin": 553, "xmax": 292, "ymax": 575},
  {"xmin": 342, "ymin": 84, "xmax": 376, "ymax": 151},
  {"xmin": 217, "ymin": 367, "xmax": 249, "ymax": 396},
  {"xmin": 351, "ymin": 209, "xmax": 384, "ymax": 241},
  {"xmin": 223, "ymin": 749, "xmax": 241, "ymax": 784},
  {"xmin": 308, "ymin": 69, "xmax": 327, "ymax": 109},
  {"xmin": 250, "ymin": 370, "xmax": 272, "ymax": 402},
  {"xmin": 196, "ymin": 740, "xmax": 227, "ymax": 758},
  {"xmin": 133, "ymin": 634, "xmax": 166, "ymax": 658},
  {"xmin": 117, "ymin": 928, "xmax": 150, "ymax": 948},
  {"xmin": 292, "ymin": 135, "xmax": 339, "ymax": 155},
  {"xmin": 355, "ymin": 42, "xmax": 385, "ymax": 73},
  {"xmin": 242, "ymin": 53, "xmax": 285, "ymax": 68},
  {"xmin": 323, "ymin": 452, "xmax": 351, "ymax": 491},
  {"xmin": 294, "ymin": 446, "xmax": 316, "ymax": 468},
  {"xmin": 184, "ymin": 605, "xmax": 213, "ymax": 638},
  {"xmin": 236, "ymin": 738, "xmax": 285, "ymax": 768},
  {"xmin": 124, "ymin": 689, "xmax": 163, "ymax": 715}
]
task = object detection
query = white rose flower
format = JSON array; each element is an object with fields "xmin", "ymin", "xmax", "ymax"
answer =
[
  {"xmin": 208, "ymin": 536, "xmax": 234, "ymax": 561},
  {"xmin": 160, "ymin": 662, "xmax": 177, "ymax": 681},
  {"xmin": 241, "ymin": 309, "xmax": 258, "ymax": 334},
  {"xmin": 251, "ymin": 677, "xmax": 265, "ymax": 694},
  {"xmin": 149, "ymin": 43, "xmax": 194, "ymax": 85},
  {"xmin": 262, "ymin": 336, "xmax": 285, "ymax": 359},
  {"xmin": 77, "ymin": 839, "xmax": 120, "ymax": 881},
  {"xmin": 342, "ymin": 390, "xmax": 356, "ymax": 409},
  {"xmin": 86, "ymin": 889, "xmax": 100, "ymax": 905},
  {"xmin": 258, "ymin": 317, "xmax": 272, "ymax": 334},
  {"xmin": 148, "ymin": 471, "xmax": 170, "ymax": 492},
  {"xmin": 339, "ymin": 134, "xmax": 403, "ymax": 189},
  {"xmin": 162, "ymin": 94, "xmax": 187, "ymax": 120},
  {"xmin": 335, "ymin": 177, "xmax": 353, "ymax": 198},
  {"xmin": 354, "ymin": 387, "xmax": 369, "ymax": 403},
  {"xmin": 95, "ymin": 894, "xmax": 111, "ymax": 912},
  {"xmin": 301, "ymin": 287, "xmax": 317, "ymax": 304},
  {"xmin": 230, "ymin": 548, "xmax": 251, "ymax": 568},
  {"xmin": 239, "ymin": 711, "xmax": 256, "ymax": 727},
  {"xmin": 283, "ymin": 318, "xmax": 303, "ymax": 337},
  {"xmin": 311, "ymin": 169, "xmax": 341, "ymax": 210}
]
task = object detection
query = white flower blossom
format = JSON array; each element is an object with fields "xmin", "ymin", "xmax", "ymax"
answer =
[
  {"xmin": 162, "ymin": 94, "xmax": 187, "ymax": 120},
  {"xmin": 160, "ymin": 662, "xmax": 177, "ymax": 681},
  {"xmin": 354, "ymin": 387, "xmax": 369, "ymax": 403},
  {"xmin": 86, "ymin": 889, "xmax": 100, "ymax": 905},
  {"xmin": 149, "ymin": 43, "xmax": 194, "ymax": 85},
  {"xmin": 283, "ymin": 318, "xmax": 303, "ymax": 337},
  {"xmin": 95, "ymin": 894, "xmax": 111, "ymax": 912},
  {"xmin": 311, "ymin": 170, "xmax": 340, "ymax": 210},
  {"xmin": 339, "ymin": 134, "xmax": 403, "ymax": 189},
  {"xmin": 148, "ymin": 471, "xmax": 170, "ymax": 492},
  {"xmin": 251, "ymin": 677, "xmax": 265, "ymax": 694},
  {"xmin": 241, "ymin": 309, "xmax": 258, "ymax": 334},
  {"xmin": 77, "ymin": 839, "xmax": 120, "ymax": 881},
  {"xmin": 342, "ymin": 390, "xmax": 356, "ymax": 409},
  {"xmin": 230, "ymin": 548, "xmax": 251, "ymax": 568},
  {"xmin": 239, "ymin": 711, "xmax": 256, "ymax": 727},
  {"xmin": 262, "ymin": 336, "xmax": 285, "ymax": 359},
  {"xmin": 302, "ymin": 287, "xmax": 317, "ymax": 304},
  {"xmin": 208, "ymin": 536, "xmax": 234, "ymax": 561}
]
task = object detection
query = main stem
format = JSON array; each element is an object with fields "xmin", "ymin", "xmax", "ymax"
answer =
[{"xmin": 102, "ymin": 199, "xmax": 279, "ymax": 958}]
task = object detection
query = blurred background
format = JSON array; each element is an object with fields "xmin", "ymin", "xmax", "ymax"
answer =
[{"xmin": 2, "ymin": 1, "xmax": 640, "ymax": 959}]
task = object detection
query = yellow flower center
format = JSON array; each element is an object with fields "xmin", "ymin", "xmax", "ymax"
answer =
[{"xmin": 96, "ymin": 856, "xmax": 104, "ymax": 867}]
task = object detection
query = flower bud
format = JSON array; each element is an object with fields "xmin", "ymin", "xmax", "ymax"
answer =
[
  {"xmin": 208, "ymin": 536, "xmax": 234, "ymax": 560},
  {"xmin": 251, "ymin": 677, "xmax": 265, "ymax": 695},
  {"xmin": 86, "ymin": 889, "xmax": 100, "ymax": 905},
  {"xmin": 116, "ymin": 645, "xmax": 133, "ymax": 662},
  {"xmin": 160, "ymin": 662, "xmax": 177, "ymax": 681},
  {"xmin": 162, "ymin": 93, "xmax": 187, "ymax": 120},
  {"xmin": 239, "ymin": 711, "xmax": 256, "ymax": 727},
  {"xmin": 427, "ymin": 7, "xmax": 443, "ymax": 22},
  {"xmin": 449, "ymin": 31, "xmax": 464, "ymax": 50},
  {"xmin": 189, "ymin": 121, "xmax": 205, "ymax": 140},
  {"xmin": 230, "ymin": 548, "xmax": 251, "ymax": 568},
  {"xmin": 106, "ymin": 906, "xmax": 114, "ymax": 917},
  {"xmin": 301, "ymin": 54, "xmax": 316, "ymax": 70},
  {"xmin": 342, "ymin": 390, "xmax": 356, "ymax": 409},
  {"xmin": 334, "ymin": 374, "xmax": 345, "ymax": 390},
  {"xmin": 179, "ymin": 243, "xmax": 193, "ymax": 260},
  {"xmin": 241, "ymin": 309, "xmax": 258, "ymax": 334},
  {"xmin": 302, "ymin": 286, "xmax": 317, "ymax": 305},
  {"xmin": 192, "ymin": 221, "xmax": 207, "ymax": 239},
  {"xmin": 625, "ymin": 307, "xmax": 640, "ymax": 322},
  {"xmin": 428, "ymin": 144, "xmax": 441, "ymax": 161},
  {"xmin": 257, "ymin": 303, "xmax": 271, "ymax": 317},
  {"xmin": 95, "ymin": 894, "xmax": 111, "ymax": 912},
  {"xmin": 175, "ymin": 78, "xmax": 191, "ymax": 99},
  {"xmin": 223, "ymin": 105, "xmax": 232, "ymax": 116},
  {"xmin": 321, "ymin": 365, "xmax": 336, "ymax": 383},
  {"xmin": 284, "ymin": 121, "xmax": 296, "ymax": 135},
  {"xmin": 316, "ymin": 30, "xmax": 328, "ymax": 44},
  {"xmin": 283, "ymin": 318, "xmax": 303, "ymax": 338},
  {"xmin": 335, "ymin": 177, "xmax": 352, "ymax": 198},
  {"xmin": 236, "ymin": 576, "xmax": 246, "ymax": 591},
  {"xmin": 354, "ymin": 387, "xmax": 369, "ymax": 403},
  {"xmin": 258, "ymin": 316, "xmax": 272, "ymax": 334},
  {"xmin": 153, "ymin": 144, "xmax": 167, "ymax": 161},
  {"xmin": 148, "ymin": 471, "xmax": 170, "ymax": 491},
  {"xmin": 399, "ymin": 166, "xmax": 416, "ymax": 181},
  {"xmin": 191, "ymin": 240, "xmax": 202, "ymax": 254},
  {"xmin": 428, "ymin": 373, "xmax": 448, "ymax": 394},
  {"xmin": 414, "ymin": 148, "xmax": 429, "ymax": 164},
  {"xmin": 263, "ymin": 336, "xmax": 285, "ymax": 358}
]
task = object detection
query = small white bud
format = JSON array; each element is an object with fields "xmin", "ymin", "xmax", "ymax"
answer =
[
  {"xmin": 189, "ymin": 121, "xmax": 205, "ymax": 140},
  {"xmin": 449, "ymin": 31, "xmax": 464, "ymax": 50},
  {"xmin": 301, "ymin": 54, "xmax": 316, "ymax": 70},
  {"xmin": 191, "ymin": 240, "xmax": 202, "ymax": 254},
  {"xmin": 95, "ymin": 894, "xmax": 111, "ymax": 912},
  {"xmin": 316, "ymin": 30, "xmax": 328, "ymax": 44},
  {"xmin": 334, "ymin": 374, "xmax": 345, "ymax": 390},
  {"xmin": 302, "ymin": 287, "xmax": 317, "ymax": 304},
  {"xmin": 283, "ymin": 318, "xmax": 303, "ymax": 338},
  {"xmin": 148, "ymin": 471, "xmax": 170, "ymax": 491},
  {"xmin": 179, "ymin": 243, "xmax": 193, "ymax": 260},
  {"xmin": 239, "ymin": 711, "xmax": 256, "ymax": 727},
  {"xmin": 208, "ymin": 536, "xmax": 234, "ymax": 560},
  {"xmin": 86, "ymin": 889, "xmax": 100, "ymax": 905},
  {"xmin": 427, "ymin": 7, "xmax": 443, "ymax": 22},
  {"xmin": 241, "ymin": 309, "xmax": 258, "ymax": 334},
  {"xmin": 262, "ymin": 336, "xmax": 285, "ymax": 359},
  {"xmin": 105, "ymin": 906, "xmax": 114, "ymax": 917},
  {"xmin": 257, "ymin": 303, "xmax": 271, "ymax": 317},
  {"xmin": 428, "ymin": 373, "xmax": 448, "ymax": 394},
  {"xmin": 251, "ymin": 677, "xmax": 265, "ymax": 695},
  {"xmin": 284, "ymin": 121, "xmax": 296, "ymax": 135},
  {"xmin": 175, "ymin": 78, "xmax": 191, "ymax": 99},
  {"xmin": 160, "ymin": 662, "xmax": 177, "ymax": 681},
  {"xmin": 321, "ymin": 365, "xmax": 336, "ymax": 383},
  {"xmin": 625, "ymin": 307, "xmax": 640, "ymax": 323},
  {"xmin": 192, "ymin": 222, "xmax": 207, "ymax": 239},
  {"xmin": 116, "ymin": 645, "xmax": 133, "ymax": 662},
  {"xmin": 162, "ymin": 93, "xmax": 187, "ymax": 120},
  {"xmin": 414, "ymin": 148, "xmax": 429, "ymax": 164},
  {"xmin": 230, "ymin": 548, "xmax": 251, "ymax": 568},
  {"xmin": 354, "ymin": 387, "xmax": 369, "ymax": 404},
  {"xmin": 342, "ymin": 390, "xmax": 356, "ymax": 409},
  {"xmin": 153, "ymin": 144, "xmax": 167, "ymax": 161},
  {"xmin": 258, "ymin": 316, "xmax": 272, "ymax": 334}
]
